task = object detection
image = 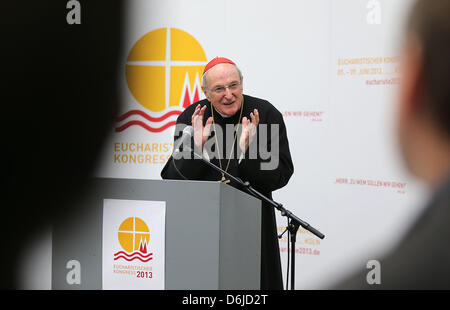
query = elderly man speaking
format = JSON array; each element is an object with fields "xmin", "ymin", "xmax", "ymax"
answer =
[{"xmin": 161, "ymin": 57, "xmax": 294, "ymax": 290}]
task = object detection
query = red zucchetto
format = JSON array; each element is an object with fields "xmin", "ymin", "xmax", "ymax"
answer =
[{"xmin": 202, "ymin": 57, "xmax": 236, "ymax": 75}]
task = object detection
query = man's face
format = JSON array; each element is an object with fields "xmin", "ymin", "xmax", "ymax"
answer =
[{"xmin": 203, "ymin": 63, "xmax": 243, "ymax": 116}]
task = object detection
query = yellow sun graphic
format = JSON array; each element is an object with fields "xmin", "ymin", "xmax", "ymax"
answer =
[
  {"xmin": 118, "ymin": 217, "xmax": 150, "ymax": 253},
  {"xmin": 125, "ymin": 27, "xmax": 207, "ymax": 112}
]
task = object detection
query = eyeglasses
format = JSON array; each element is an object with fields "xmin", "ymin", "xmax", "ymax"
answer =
[{"xmin": 208, "ymin": 81, "xmax": 241, "ymax": 94}]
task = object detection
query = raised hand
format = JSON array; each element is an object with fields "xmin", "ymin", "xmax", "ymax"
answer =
[
  {"xmin": 239, "ymin": 108, "xmax": 259, "ymax": 153},
  {"xmin": 192, "ymin": 104, "xmax": 213, "ymax": 151}
]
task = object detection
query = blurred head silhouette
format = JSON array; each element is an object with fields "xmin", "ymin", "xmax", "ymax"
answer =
[
  {"xmin": 397, "ymin": 0, "xmax": 450, "ymax": 188},
  {"xmin": 335, "ymin": 0, "xmax": 450, "ymax": 290},
  {"xmin": 1, "ymin": 1, "xmax": 123, "ymax": 288}
]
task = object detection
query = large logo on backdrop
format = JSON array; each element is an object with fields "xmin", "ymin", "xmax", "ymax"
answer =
[
  {"xmin": 114, "ymin": 217, "xmax": 153, "ymax": 262},
  {"xmin": 117, "ymin": 28, "xmax": 207, "ymax": 133}
]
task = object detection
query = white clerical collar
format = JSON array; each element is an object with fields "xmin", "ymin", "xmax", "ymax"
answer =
[{"xmin": 213, "ymin": 107, "xmax": 232, "ymax": 118}]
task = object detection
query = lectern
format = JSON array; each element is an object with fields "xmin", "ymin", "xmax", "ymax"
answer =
[{"xmin": 51, "ymin": 178, "xmax": 261, "ymax": 289}]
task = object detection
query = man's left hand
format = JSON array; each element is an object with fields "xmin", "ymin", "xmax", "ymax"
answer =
[{"xmin": 239, "ymin": 108, "xmax": 259, "ymax": 153}]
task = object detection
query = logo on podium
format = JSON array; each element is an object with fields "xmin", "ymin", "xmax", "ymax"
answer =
[
  {"xmin": 114, "ymin": 217, "xmax": 153, "ymax": 262},
  {"xmin": 102, "ymin": 199, "xmax": 166, "ymax": 289}
]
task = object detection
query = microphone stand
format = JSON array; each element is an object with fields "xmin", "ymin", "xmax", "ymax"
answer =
[{"xmin": 175, "ymin": 145, "xmax": 325, "ymax": 290}]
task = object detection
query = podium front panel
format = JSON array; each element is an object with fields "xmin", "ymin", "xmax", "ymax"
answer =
[{"xmin": 52, "ymin": 178, "xmax": 261, "ymax": 289}]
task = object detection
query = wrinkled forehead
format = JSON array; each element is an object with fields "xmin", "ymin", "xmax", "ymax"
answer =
[{"xmin": 204, "ymin": 63, "xmax": 241, "ymax": 87}]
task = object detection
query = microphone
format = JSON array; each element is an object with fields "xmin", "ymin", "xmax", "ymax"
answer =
[{"xmin": 172, "ymin": 125, "xmax": 194, "ymax": 158}]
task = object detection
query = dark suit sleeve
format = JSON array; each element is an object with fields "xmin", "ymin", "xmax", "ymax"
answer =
[{"xmin": 238, "ymin": 110, "xmax": 294, "ymax": 194}]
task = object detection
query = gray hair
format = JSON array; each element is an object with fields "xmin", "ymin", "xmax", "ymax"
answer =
[{"xmin": 201, "ymin": 64, "xmax": 243, "ymax": 90}]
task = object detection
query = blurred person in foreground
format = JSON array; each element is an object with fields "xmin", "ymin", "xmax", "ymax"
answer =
[
  {"xmin": 1, "ymin": 1, "xmax": 122, "ymax": 289},
  {"xmin": 336, "ymin": 0, "xmax": 450, "ymax": 289}
]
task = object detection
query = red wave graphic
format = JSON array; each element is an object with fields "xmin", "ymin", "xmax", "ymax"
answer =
[
  {"xmin": 114, "ymin": 251, "xmax": 152, "ymax": 259},
  {"xmin": 114, "ymin": 255, "xmax": 153, "ymax": 262},
  {"xmin": 116, "ymin": 109, "xmax": 182, "ymax": 123},
  {"xmin": 115, "ymin": 120, "xmax": 177, "ymax": 133}
]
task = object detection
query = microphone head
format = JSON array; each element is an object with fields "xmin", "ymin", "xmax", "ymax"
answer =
[
  {"xmin": 183, "ymin": 125, "xmax": 194, "ymax": 136},
  {"xmin": 173, "ymin": 125, "xmax": 194, "ymax": 157}
]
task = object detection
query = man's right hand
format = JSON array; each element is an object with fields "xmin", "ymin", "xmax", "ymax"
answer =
[{"xmin": 192, "ymin": 104, "xmax": 213, "ymax": 150}]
